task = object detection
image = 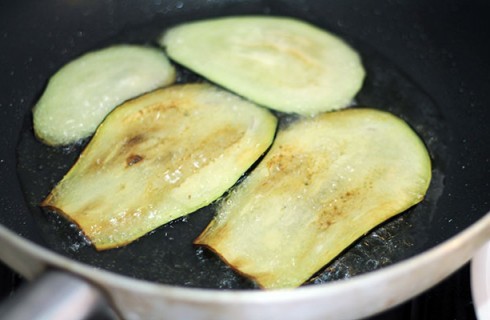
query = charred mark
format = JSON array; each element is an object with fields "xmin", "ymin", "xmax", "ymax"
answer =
[{"xmin": 127, "ymin": 154, "xmax": 143, "ymax": 166}]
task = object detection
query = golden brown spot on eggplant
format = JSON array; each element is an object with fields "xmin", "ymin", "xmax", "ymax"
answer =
[
  {"xmin": 315, "ymin": 188, "xmax": 361, "ymax": 231},
  {"xmin": 263, "ymin": 147, "xmax": 317, "ymax": 194},
  {"xmin": 180, "ymin": 126, "xmax": 244, "ymax": 172},
  {"xmin": 124, "ymin": 134, "xmax": 145, "ymax": 147},
  {"xmin": 265, "ymin": 147, "xmax": 298, "ymax": 180},
  {"xmin": 316, "ymin": 203, "xmax": 340, "ymax": 230}
]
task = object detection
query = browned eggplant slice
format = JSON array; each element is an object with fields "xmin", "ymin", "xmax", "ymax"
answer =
[
  {"xmin": 195, "ymin": 108, "xmax": 432, "ymax": 289},
  {"xmin": 42, "ymin": 83, "xmax": 277, "ymax": 250}
]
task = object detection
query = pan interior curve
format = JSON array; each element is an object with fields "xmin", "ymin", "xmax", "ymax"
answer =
[{"xmin": 15, "ymin": 15, "xmax": 448, "ymax": 290}]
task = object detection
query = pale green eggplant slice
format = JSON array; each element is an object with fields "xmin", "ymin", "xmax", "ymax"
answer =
[
  {"xmin": 160, "ymin": 16, "xmax": 365, "ymax": 115},
  {"xmin": 33, "ymin": 45, "xmax": 176, "ymax": 146},
  {"xmin": 195, "ymin": 108, "xmax": 432, "ymax": 289},
  {"xmin": 41, "ymin": 83, "xmax": 277, "ymax": 250}
]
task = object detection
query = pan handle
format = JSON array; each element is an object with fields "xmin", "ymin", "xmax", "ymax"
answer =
[{"xmin": 0, "ymin": 270, "xmax": 119, "ymax": 320}]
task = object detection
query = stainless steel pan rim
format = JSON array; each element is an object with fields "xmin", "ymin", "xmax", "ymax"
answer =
[{"xmin": 1, "ymin": 212, "xmax": 489, "ymax": 320}]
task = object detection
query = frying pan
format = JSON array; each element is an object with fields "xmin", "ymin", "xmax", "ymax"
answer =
[{"xmin": 0, "ymin": 0, "xmax": 489, "ymax": 319}]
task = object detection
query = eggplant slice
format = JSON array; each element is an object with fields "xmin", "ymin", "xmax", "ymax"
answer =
[
  {"xmin": 33, "ymin": 45, "xmax": 176, "ymax": 146},
  {"xmin": 41, "ymin": 83, "xmax": 277, "ymax": 250},
  {"xmin": 195, "ymin": 108, "xmax": 432, "ymax": 289},
  {"xmin": 161, "ymin": 16, "xmax": 365, "ymax": 115}
]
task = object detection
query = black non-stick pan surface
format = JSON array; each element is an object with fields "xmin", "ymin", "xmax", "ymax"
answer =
[{"xmin": 0, "ymin": 0, "xmax": 489, "ymax": 290}]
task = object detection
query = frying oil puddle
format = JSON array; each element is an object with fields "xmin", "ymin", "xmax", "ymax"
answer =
[{"xmin": 16, "ymin": 20, "xmax": 447, "ymax": 289}]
